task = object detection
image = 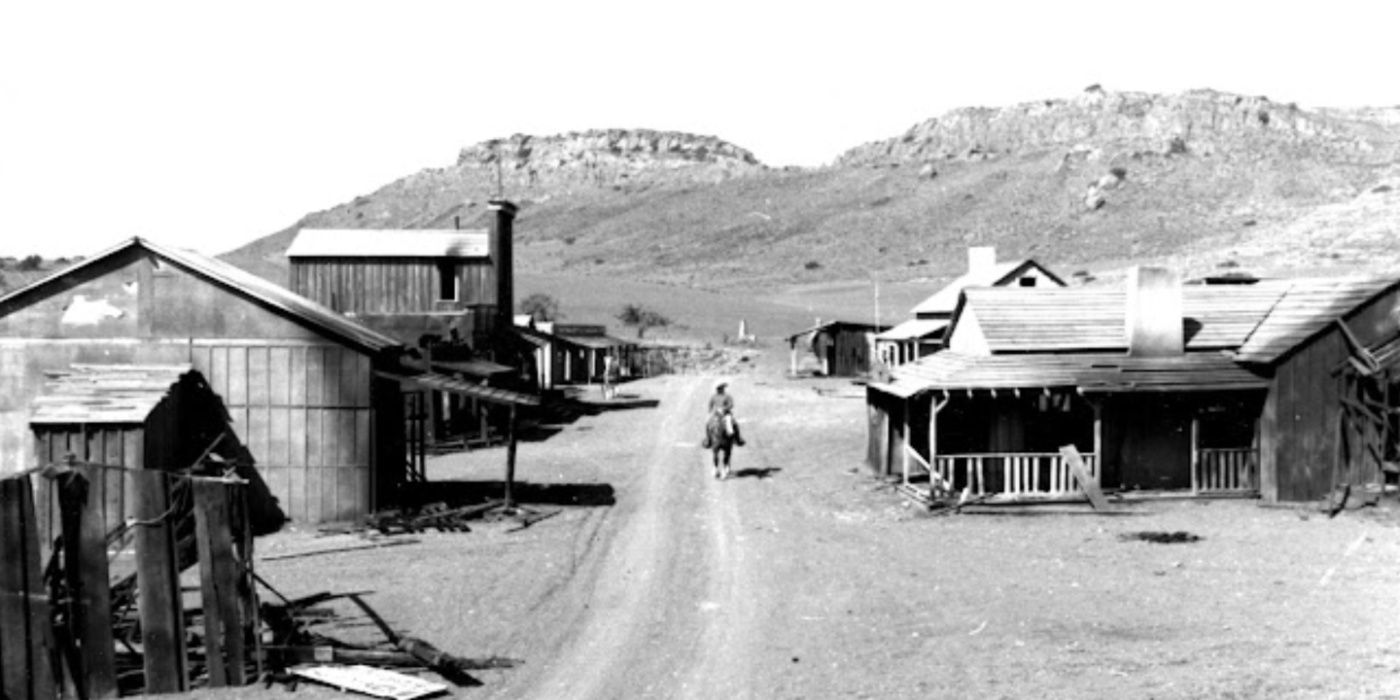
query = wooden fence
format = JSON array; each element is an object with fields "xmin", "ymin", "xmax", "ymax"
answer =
[
  {"xmin": 0, "ymin": 465, "xmax": 258, "ymax": 699},
  {"xmin": 1195, "ymin": 447, "xmax": 1258, "ymax": 493},
  {"xmin": 927, "ymin": 452, "xmax": 1100, "ymax": 498}
]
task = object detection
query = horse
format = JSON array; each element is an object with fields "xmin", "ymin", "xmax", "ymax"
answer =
[{"xmin": 705, "ymin": 412, "xmax": 738, "ymax": 480}]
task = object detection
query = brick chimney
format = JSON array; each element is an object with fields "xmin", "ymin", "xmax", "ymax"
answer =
[
  {"xmin": 488, "ymin": 200, "xmax": 517, "ymax": 332},
  {"xmin": 1125, "ymin": 266, "xmax": 1184, "ymax": 357},
  {"xmin": 967, "ymin": 246, "xmax": 996, "ymax": 276}
]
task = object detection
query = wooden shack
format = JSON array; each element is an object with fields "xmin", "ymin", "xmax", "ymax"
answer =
[
  {"xmin": 287, "ymin": 200, "xmax": 517, "ymax": 343},
  {"xmin": 514, "ymin": 321, "xmax": 638, "ymax": 390},
  {"xmin": 868, "ymin": 269, "xmax": 1400, "ymax": 504},
  {"xmin": 28, "ymin": 363, "xmax": 284, "ymax": 539},
  {"xmin": 0, "ymin": 238, "xmax": 406, "ymax": 523},
  {"xmin": 786, "ymin": 321, "xmax": 880, "ymax": 377}
]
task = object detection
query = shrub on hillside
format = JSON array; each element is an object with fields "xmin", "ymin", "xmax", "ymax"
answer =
[
  {"xmin": 520, "ymin": 293, "xmax": 561, "ymax": 323},
  {"xmin": 17, "ymin": 255, "xmax": 42, "ymax": 272},
  {"xmin": 804, "ymin": 261, "xmax": 822, "ymax": 270},
  {"xmin": 617, "ymin": 304, "xmax": 672, "ymax": 339}
]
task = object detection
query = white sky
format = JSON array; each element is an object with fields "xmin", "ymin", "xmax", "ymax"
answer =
[{"xmin": 2, "ymin": 0, "xmax": 1397, "ymax": 257}]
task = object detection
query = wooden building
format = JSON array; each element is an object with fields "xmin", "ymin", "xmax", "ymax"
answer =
[
  {"xmin": 786, "ymin": 320, "xmax": 881, "ymax": 377},
  {"xmin": 0, "ymin": 238, "xmax": 409, "ymax": 523},
  {"xmin": 515, "ymin": 320, "xmax": 639, "ymax": 390},
  {"xmin": 29, "ymin": 363, "xmax": 284, "ymax": 537},
  {"xmin": 868, "ymin": 268, "xmax": 1400, "ymax": 504},
  {"xmin": 875, "ymin": 246, "xmax": 1064, "ymax": 368},
  {"xmin": 287, "ymin": 200, "xmax": 518, "ymax": 343}
]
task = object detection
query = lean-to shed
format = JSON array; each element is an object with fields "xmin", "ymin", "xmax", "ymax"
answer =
[
  {"xmin": 0, "ymin": 238, "xmax": 406, "ymax": 523},
  {"xmin": 28, "ymin": 363, "xmax": 283, "ymax": 537}
]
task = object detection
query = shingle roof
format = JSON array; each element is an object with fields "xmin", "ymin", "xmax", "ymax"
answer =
[
  {"xmin": 1233, "ymin": 276, "xmax": 1400, "ymax": 363},
  {"xmin": 31, "ymin": 364, "xmax": 193, "ymax": 424},
  {"xmin": 0, "ymin": 237, "xmax": 402, "ymax": 355},
  {"xmin": 954, "ymin": 281, "xmax": 1294, "ymax": 353},
  {"xmin": 378, "ymin": 369, "xmax": 540, "ymax": 406},
  {"xmin": 878, "ymin": 351, "xmax": 1268, "ymax": 396},
  {"xmin": 288, "ymin": 229, "xmax": 489, "ymax": 258},
  {"xmin": 910, "ymin": 260, "xmax": 1063, "ymax": 317}
]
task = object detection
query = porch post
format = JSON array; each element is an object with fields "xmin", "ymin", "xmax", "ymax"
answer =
[
  {"xmin": 902, "ymin": 398, "xmax": 911, "ymax": 485},
  {"xmin": 1092, "ymin": 399, "xmax": 1102, "ymax": 479},
  {"xmin": 789, "ymin": 341, "xmax": 798, "ymax": 376},
  {"xmin": 1190, "ymin": 416, "xmax": 1200, "ymax": 494},
  {"xmin": 929, "ymin": 392, "xmax": 948, "ymax": 499}
]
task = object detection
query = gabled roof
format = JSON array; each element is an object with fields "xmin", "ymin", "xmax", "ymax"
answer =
[
  {"xmin": 287, "ymin": 229, "xmax": 489, "ymax": 258},
  {"xmin": 784, "ymin": 320, "xmax": 882, "ymax": 342},
  {"xmin": 910, "ymin": 260, "xmax": 1064, "ymax": 317},
  {"xmin": 875, "ymin": 351, "xmax": 1268, "ymax": 397},
  {"xmin": 948, "ymin": 281, "xmax": 1295, "ymax": 353},
  {"xmin": 31, "ymin": 364, "xmax": 194, "ymax": 424},
  {"xmin": 0, "ymin": 237, "xmax": 401, "ymax": 355},
  {"xmin": 1233, "ymin": 276, "xmax": 1400, "ymax": 363},
  {"xmin": 874, "ymin": 318, "xmax": 948, "ymax": 341}
]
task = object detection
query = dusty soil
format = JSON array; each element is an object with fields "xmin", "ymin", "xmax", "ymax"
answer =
[{"xmin": 249, "ymin": 350, "xmax": 1400, "ymax": 699}]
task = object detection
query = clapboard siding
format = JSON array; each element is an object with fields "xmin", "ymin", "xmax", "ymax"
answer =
[
  {"xmin": 188, "ymin": 343, "xmax": 373, "ymax": 523},
  {"xmin": 292, "ymin": 258, "xmax": 495, "ymax": 314}
]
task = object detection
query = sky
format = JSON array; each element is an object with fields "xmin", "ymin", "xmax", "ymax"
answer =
[{"xmin": 2, "ymin": 0, "xmax": 1398, "ymax": 258}]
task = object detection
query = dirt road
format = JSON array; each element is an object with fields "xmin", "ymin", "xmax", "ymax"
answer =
[{"xmin": 522, "ymin": 374, "xmax": 764, "ymax": 698}]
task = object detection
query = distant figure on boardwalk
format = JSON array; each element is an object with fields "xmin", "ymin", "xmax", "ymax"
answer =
[{"xmin": 602, "ymin": 355, "xmax": 618, "ymax": 400}]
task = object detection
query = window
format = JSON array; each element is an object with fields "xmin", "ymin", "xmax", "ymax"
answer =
[
  {"xmin": 437, "ymin": 261, "xmax": 459, "ymax": 301},
  {"xmin": 1018, "ymin": 277, "xmax": 1037, "ymax": 287}
]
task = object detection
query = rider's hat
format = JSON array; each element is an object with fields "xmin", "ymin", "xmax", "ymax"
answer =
[{"xmin": 715, "ymin": 380, "xmax": 728, "ymax": 389}]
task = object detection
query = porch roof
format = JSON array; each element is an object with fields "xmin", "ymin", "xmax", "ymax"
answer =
[
  {"xmin": 875, "ymin": 319, "xmax": 948, "ymax": 341},
  {"xmin": 1233, "ymin": 276, "xmax": 1400, "ymax": 363},
  {"xmin": 876, "ymin": 350, "xmax": 1269, "ymax": 396}
]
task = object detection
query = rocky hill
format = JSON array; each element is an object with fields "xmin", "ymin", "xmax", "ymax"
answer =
[{"xmin": 223, "ymin": 87, "xmax": 1400, "ymax": 300}]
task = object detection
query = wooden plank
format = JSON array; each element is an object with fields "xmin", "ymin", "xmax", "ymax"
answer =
[
  {"xmin": 132, "ymin": 470, "xmax": 187, "ymax": 692},
  {"xmin": 320, "ymin": 466, "xmax": 338, "ymax": 523},
  {"xmin": 0, "ymin": 475, "xmax": 59, "ymax": 700},
  {"xmin": 306, "ymin": 347, "xmax": 326, "ymax": 406},
  {"xmin": 289, "ymin": 347, "xmax": 308, "ymax": 406},
  {"xmin": 336, "ymin": 466, "xmax": 360, "ymax": 522},
  {"xmin": 210, "ymin": 345, "xmax": 231, "ymax": 398},
  {"xmin": 268, "ymin": 408, "xmax": 291, "ymax": 471},
  {"xmin": 270, "ymin": 347, "xmax": 292, "ymax": 407},
  {"xmin": 322, "ymin": 347, "xmax": 343, "ymax": 406},
  {"xmin": 103, "ymin": 428, "xmax": 127, "ymax": 535},
  {"xmin": 58, "ymin": 467, "xmax": 117, "ymax": 699},
  {"xmin": 227, "ymin": 346, "xmax": 248, "ymax": 407},
  {"xmin": 290, "ymin": 409, "xmax": 308, "ymax": 468},
  {"xmin": 288, "ymin": 464, "xmax": 308, "ymax": 525},
  {"xmin": 193, "ymin": 482, "xmax": 246, "ymax": 686},
  {"xmin": 1060, "ymin": 445, "xmax": 1110, "ymax": 511}
]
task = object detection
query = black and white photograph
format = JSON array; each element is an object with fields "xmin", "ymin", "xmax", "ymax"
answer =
[{"xmin": 2, "ymin": 1, "xmax": 1399, "ymax": 698}]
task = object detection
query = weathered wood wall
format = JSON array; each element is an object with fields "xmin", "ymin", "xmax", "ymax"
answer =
[
  {"xmin": 291, "ymin": 258, "xmax": 496, "ymax": 315},
  {"xmin": 0, "ymin": 256, "xmax": 389, "ymax": 523},
  {"xmin": 1259, "ymin": 288, "xmax": 1400, "ymax": 502},
  {"xmin": 188, "ymin": 343, "xmax": 373, "ymax": 523}
]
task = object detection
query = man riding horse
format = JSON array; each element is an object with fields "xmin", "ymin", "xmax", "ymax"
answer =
[{"xmin": 703, "ymin": 380, "xmax": 744, "ymax": 478}]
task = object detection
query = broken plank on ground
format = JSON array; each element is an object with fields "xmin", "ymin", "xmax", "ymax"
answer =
[{"xmin": 291, "ymin": 664, "xmax": 448, "ymax": 700}]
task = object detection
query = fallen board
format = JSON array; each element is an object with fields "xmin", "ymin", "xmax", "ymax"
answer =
[
  {"xmin": 1059, "ymin": 445, "xmax": 1111, "ymax": 511},
  {"xmin": 292, "ymin": 665, "xmax": 448, "ymax": 700}
]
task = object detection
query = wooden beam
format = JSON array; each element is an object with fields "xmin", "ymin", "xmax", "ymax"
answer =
[
  {"xmin": 504, "ymin": 405, "xmax": 519, "ymax": 511},
  {"xmin": 57, "ymin": 467, "xmax": 117, "ymax": 699},
  {"xmin": 1190, "ymin": 417, "xmax": 1200, "ymax": 494},
  {"xmin": 132, "ymin": 471, "xmax": 187, "ymax": 693},
  {"xmin": 1060, "ymin": 445, "xmax": 1109, "ymax": 511},
  {"xmin": 0, "ymin": 475, "xmax": 59, "ymax": 700},
  {"xmin": 194, "ymin": 481, "xmax": 247, "ymax": 687}
]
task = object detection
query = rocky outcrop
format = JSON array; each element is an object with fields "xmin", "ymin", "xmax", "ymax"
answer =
[
  {"xmin": 837, "ymin": 87, "xmax": 1400, "ymax": 167},
  {"xmin": 456, "ymin": 129, "xmax": 765, "ymax": 189}
]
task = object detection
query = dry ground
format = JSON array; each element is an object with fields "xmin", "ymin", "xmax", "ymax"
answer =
[{"xmin": 246, "ymin": 350, "xmax": 1400, "ymax": 699}]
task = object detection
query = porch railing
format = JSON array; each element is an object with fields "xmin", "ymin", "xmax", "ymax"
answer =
[
  {"xmin": 913, "ymin": 451, "xmax": 1099, "ymax": 498},
  {"xmin": 1194, "ymin": 447, "xmax": 1257, "ymax": 493}
]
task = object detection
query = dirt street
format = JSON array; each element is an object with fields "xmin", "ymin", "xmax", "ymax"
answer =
[{"xmin": 255, "ymin": 354, "xmax": 1400, "ymax": 699}]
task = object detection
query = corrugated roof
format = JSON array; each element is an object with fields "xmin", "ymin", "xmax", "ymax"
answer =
[
  {"xmin": 874, "ymin": 319, "xmax": 948, "ymax": 341},
  {"xmin": 0, "ymin": 237, "xmax": 402, "ymax": 355},
  {"xmin": 1234, "ymin": 276, "xmax": 1400, "ymax": 363},
  {"xmin": 910, "ymin": 260, "xmax": 1063, "ymax": 317},
  {"xmin": 881, "ymin": 351, "xmax": 1268, "ymax": 395},
  {"xmin": 31, "ymin": 364, "xmax": 192, "ymax": 424},
  {"xmin": 956, "ymin": 281, "xmax": 1295, "ymax": 353},
  {"xmin": 287, "ymin": 229, "xmax": 489, "ymax": 258}
]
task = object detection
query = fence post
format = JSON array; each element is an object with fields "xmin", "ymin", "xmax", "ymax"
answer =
[
  {"xmin": 56, "ymin": 466, "xmax": 117, "ymax": 699},
  {"xmin": 0, "ymin": 475, "xmax": 59, "ymax": 700},
  {"xmin": 193, "ymin": 480, "xmax": 247, "ymax": 687},
  {"xmin": 132, "ymin": 470, "xmax": 187, "ymax": 693}
]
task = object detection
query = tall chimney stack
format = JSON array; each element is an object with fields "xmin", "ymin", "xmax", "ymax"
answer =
[
  {"xmin": 488, "ymin": 200, "xmax": 517, "ymax": 333},
  {"xmin": 1125, "ymin": 266, "xmax": 1184, "ymax": 357},
  {"xmin": 967, "ymin": 246, "xmax": 996, "ymax": 276}
]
